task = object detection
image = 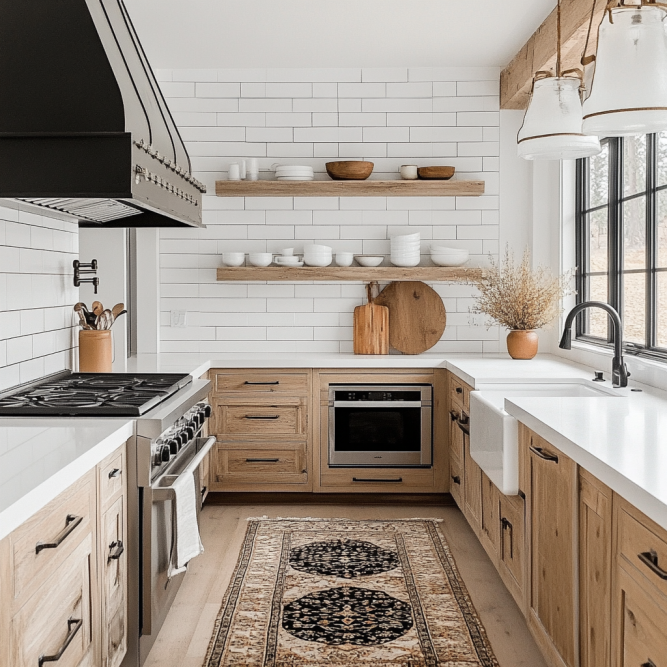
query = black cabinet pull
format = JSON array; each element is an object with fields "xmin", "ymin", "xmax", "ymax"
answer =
[
  {"xmin": 451, "ymin": 475, "xmax": 461, "ymax": 485},
  {"xmin": 638, "ymin": 549, "xmax": 667, "ymax": 580},
  {"xmin": 108, "ymin": 468, "xmax": 121, "ymax": 479},
  {"xmin": 108, "ymin": 540, "xmax": 124, "ymax": 562},
  {"xmin": 201, "ymin": 486, "xmax": 207, "ymax": 497},
  {"xmin": 641, "ymin": 661, "xmax": 656, "ymax": 667},
  {"xmin": 35, "ymin": 514, "xmax": 82, "ymax": 554},
  {"xmin": 501, "ymin": 517, "xmax": 514, "ymax": 558},
  {"xmin": 529, "ymin": 445, "xmax": 559, "ymax": 463},
  {"xmin": 449, "ymin": 410, "xmax": 459, "ymax": 422},
  {"xmin": 38, "ymin": 617, "xmax": 82, "ymax": 665},
  {"xmin": 244, "ymin": 415, "xmax": 279, "ymax": 420},
  {"xmin": 352, "ymin": 477, "xmax": 403, "ymax": 483},
  {"xmin": 244, "ymin": 381, "xmax": 279, "ymax": 385},
  {"xmin": 246, "ymin": 458, "xmax": 280, "ymax": 463},
  {"xmin": 455, "ymin": 387, "xmax": 463, "ymax": 394},
  {"xmin": 456, "ymin": 414, "xmax": 470, "ymax": 436}
]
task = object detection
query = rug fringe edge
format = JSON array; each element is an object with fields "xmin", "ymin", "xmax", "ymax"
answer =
[{"xmin": 245, "ymin": 516, "xmax": 444, "ymax": 523}]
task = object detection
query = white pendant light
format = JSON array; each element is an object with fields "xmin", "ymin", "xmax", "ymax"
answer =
[
  {"xmin": 518, "ymin": 76, "xmax": 602, "ymax": 159},
  {"xmin": 583, "ymin": 2, "xmax": 667, "ymax": 136},
  {"xmin": 517, "ymin": 0, "xmax": 601, "ymax": 160}
]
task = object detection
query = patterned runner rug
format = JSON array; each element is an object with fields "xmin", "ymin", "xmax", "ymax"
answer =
[{"xmin": 203, "ymin": 518, "xmax": 499, "ymax": 667}]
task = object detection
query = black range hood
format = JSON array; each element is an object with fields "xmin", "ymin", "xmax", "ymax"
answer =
[{"xmin": 0, "ymin": 0, "xmax": 205, "ymax": 228}]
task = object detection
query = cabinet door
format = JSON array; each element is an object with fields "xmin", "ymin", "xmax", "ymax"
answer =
[
  {"xmin": 527, "ymin": 432, "xmax": 577, "ymax": 667},
  {"xmin": 480, "ymin": 472, "xmax": 500, "ymax": 558},
  {"xmin": 463, "ymin": 433, "xmax": 482, "ymax": 532},
  {"xmin": 579, "ymin": 470, "xmax": 611, "ymax": 667},
  {"xmin": 101, "ymin": 496, "xmax": 126, "ymax": 667},
  {"xmin": 498, "ymin": 493, "xmax": 524, "ymax": 607}
]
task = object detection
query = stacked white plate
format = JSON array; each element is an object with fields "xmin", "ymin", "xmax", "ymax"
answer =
[
  {"xmin": 390, "ymin": 232, "xmax": 421, "ymax": 267},
  {"xmin": 303, "ymin": 243, "xmax": 332, "ymax": 267},
  {"xmin": 430, "ymin": 245, "xmax": 470, "ymax": 267},
  {"xmin": 274, "ymin": 165, "xmax": 314, "ymax": 181}
]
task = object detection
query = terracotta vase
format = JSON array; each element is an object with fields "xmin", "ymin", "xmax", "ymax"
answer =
[
  {"xmin": 506, "ymin": 330, "xmax": 538, "ymax": 360},
  {"xmin": 79, "ymin": 330, "xmax": 112, "ymax": 372}
]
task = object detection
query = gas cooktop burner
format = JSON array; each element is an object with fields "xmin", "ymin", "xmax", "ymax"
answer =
[{"xmin": 0, "ymin": 372, "xmax": 192, "ymax": 416}]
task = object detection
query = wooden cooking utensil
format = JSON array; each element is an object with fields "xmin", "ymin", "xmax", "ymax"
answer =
[
  {"xmin": 111, "ymin": 303, "xmax": 125, "ymax": 319},
  {"xmin": 92, "ymin": 301, "xmax": 104, "ymax": 317},
  {"xmin": 374, "ymin": 281, "xmax": 446, "ymax": 354},
  {"xmin": 353, "ymin": 282, "xmax": 389, "ymax": 355}
]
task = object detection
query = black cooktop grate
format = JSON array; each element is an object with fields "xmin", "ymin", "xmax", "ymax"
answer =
[{"xmin": 0, "ymin": 372, "xmax": 192, "ymax": 416}]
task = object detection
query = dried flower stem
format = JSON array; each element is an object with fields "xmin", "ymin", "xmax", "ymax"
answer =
[{"xmin": 472, "ymin": 247, "xmax": 574, "ymax": 330}]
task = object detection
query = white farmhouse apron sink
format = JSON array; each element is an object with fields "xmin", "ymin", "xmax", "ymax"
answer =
[{"xmin": 469, "ymin": 380, "xmax": 621, "ymax": 495}]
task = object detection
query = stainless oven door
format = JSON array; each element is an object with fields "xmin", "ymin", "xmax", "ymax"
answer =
[
  {"xmin": 139, "ymin": 435, "xmax": 215, "ymax": 659},
  {"xmin": 328, "ymin": 385, "xmax": 432, "ymax": 467}
]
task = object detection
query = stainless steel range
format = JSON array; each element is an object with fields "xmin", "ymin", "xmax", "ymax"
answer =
[{"xmin": 0, "ymin": 370, "xmax": 214, "ymax": 667}]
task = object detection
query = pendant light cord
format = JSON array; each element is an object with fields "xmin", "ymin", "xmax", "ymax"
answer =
[
  {"xmin": 582, "ymin": 0, "xmax": 601, "ymax": 65},
  {"xmin": 556, "ymin": 0, "xmax": 562, "ymax": 77}
]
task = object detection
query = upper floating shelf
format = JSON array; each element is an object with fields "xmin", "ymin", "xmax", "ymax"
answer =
[
  {"xmin": 215, "ymin": 179, "xmax": 485, "ymax": 197},
  {"xmin": 216, "ymin": 266, "xmax": 484, "ymax": 282}
]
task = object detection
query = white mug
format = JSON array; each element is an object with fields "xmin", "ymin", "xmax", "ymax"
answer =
[
  {"xmin": 399, "ymin": 164, "xmax": 418, "ymax": 180},
  {"xmin": 228, "ymin": 163, "xmax": 241, "ymax": 181},
  {"xmin": 335, "ymin": 252, "xmax": 354, "ymax": 267},
  {"xmin": 281, "ymin": 247, "xmax": 295, "ymax": 256},
  {"xmin": 239, "ymin": 160, "xmax": 247, "ymax": 180},
  {"xmin": 247, "ymin": 158, "xmax": 259, "ymax": 181}
]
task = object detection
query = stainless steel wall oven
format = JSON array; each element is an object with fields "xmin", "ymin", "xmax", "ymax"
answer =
[{"xmin": 328, "ymin": 384, "xmax": 432, "ymax": 467}]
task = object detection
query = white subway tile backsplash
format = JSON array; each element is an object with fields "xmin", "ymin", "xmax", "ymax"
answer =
[
  {"xmin": 159, "ymin": 82, "xmax": 195, "ymax": 97},
  {"xmin": 159, "ymin": 67, "xmax": 502, "ymax": 353}
]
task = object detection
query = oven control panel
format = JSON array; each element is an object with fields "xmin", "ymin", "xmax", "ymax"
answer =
[
  {"xmin": 151, "ymin": 401, "xmax": 212, "ymax": 470},
  {"xmin": 333, "ymin": 390, "xmax": 422, "ymax": 402}
]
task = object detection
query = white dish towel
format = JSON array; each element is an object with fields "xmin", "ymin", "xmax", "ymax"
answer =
[{"xmin": 167, "ymin": 471, "xmax": 204, "ymax": 578}]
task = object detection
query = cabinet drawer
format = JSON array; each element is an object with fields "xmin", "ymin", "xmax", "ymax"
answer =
[
  {"xmin": 213, "ymin": 371, "xmax": 309, "ymax": 395},
  {"xmin": 448, "ymin": 406, "xmax": 466, "ymax": 462},
  {"xmin": 11, "ymin": 534, "xmax": 94, "ymax": 667},
  {"xmin": 450, "ymin": 376, "xmax": 471, "ymax": 410},
  {"xmin": 618, "ymin": 505, "xmax": 667, "ymax": 599},
  {"xmin": 617, "ymin": 566, "xmax": 667, "ymax": 667},
  {"xmin": 99, "ymin": 447, "xmax": 125, "ymax": 511},
  {"xmin": 320, "ymin": 468, "xmax": 434, "ymax": 491},
  {"xmin": 215, "ymin": 444, "xmax": 307, "ymax": 485},
  {"xmin": 217, "ymin": 403, "xmax": 306, "ymax": 437},
  {"xmin": 11, "ymin": 470, "xmax": 95, "ymax": 608},
  {"xmin": 449, "ymin": 456, "xmax": 462, "ymax": 506}
]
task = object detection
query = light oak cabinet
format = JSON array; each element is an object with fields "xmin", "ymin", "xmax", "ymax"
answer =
[
  {"xmin": 0, "ymin": 441, "xmax": 129, "ymax": 667},
  {"xmin": 209, "ymin": 369, "xmax": 313, "ymax": 491}
]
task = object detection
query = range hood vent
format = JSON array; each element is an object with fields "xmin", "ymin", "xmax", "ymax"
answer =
[{"xmin": 0, "ymin": 0, "xmax": 205, "ymax": 228}]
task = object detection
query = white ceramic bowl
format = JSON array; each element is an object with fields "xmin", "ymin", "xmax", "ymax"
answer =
[
  {"xmin": 391, "ymin": 232, "xmax": 420, "ymax": 242},
  {"xmin": 304, "ymin": 244, "xmax": 332, "ymax": 253},
  {"xmin": 390, "ymin": 256, "xmax": 421, "ymax": 267},
  {"xmin": 248, "ymin": 252, "xmax": 273, "ymax": 267},
  {"xmin": 335, "ymin": 252, "xmax": 354, "ymax": 267},
  {"xmin": 430, "ymin": 245, "xmax": 468, "ymax": 255},
  {"xmin": 222, "ymin": 252, "xmax": 245, "ymax": 267},
  {"xmin": 355, "ymin": 255, "xmax": 384, "ymax": 267},
  {"xmin": 431, "ymin": 252, "xmax": 469, "ymax": 267},
  {"xmin": 304, "ymin": 256, "xmax": 332, "ymax": 267}
]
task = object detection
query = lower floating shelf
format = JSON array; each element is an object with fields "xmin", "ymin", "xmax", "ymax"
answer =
[{"xmin": 216, "ymin": 266, "xmax": 484, "ymax": 282}]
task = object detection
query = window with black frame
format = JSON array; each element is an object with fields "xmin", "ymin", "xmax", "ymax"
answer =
[{"xmin": 576, "ymin": 133, "xmax": 667, "ymax": 360}]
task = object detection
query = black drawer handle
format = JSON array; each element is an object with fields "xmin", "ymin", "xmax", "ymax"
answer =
[
  {"xmin": 244, "ymin": 381, "xmax": 280, "ymax": 385},
  {"xmin": 638, "ymin": 549, "xmax": 667, "ymax": 580},
  {"xmin": 108, "ymin": 468, "xmax": 121, "ymax": 479},
  {"xmin": 449, "ymin": 410, "xmax": 459, "ymax": 422},
  {"xmin": 529, "ymin": 445, "xmax": 559, "ymax": 463},
  {"xmin": 501, "ymin": 517, "xmax": 514, "ymax": 558},
  {"xmin": 36, "ymin": 514, "xmax": 83, "ymax": 554},
  {"xmin": 244, "ymin": 415, "xmax": 280, "ymax": 420},
  {"xmin": 451, "ymin": 475, "xmax": 461, "ymax": 485},
  {"xmin": 201, "ymin": 486, "xmax": 207, "ymax": 497},
  {"xmin": 352, "ymin": 477, "xmax": 403, "ymax": 483},
  {"xmin": 456, "ymin": 414, "xmax": 470, "ymax": 436},
  {"xmin": 455, "ymin": 387, "xmax": 463, "ymax": 394},
  {"xmin": 108, "ymin": 540, "xmax": 124, "ymax": 562},
  {"xmin": 38, "ymin": 617, "xmax": 82, "ymax": 665},
  {"xmin": 641, "ymin": 661, "xmax": 656, "ymax": 667},
  {"xmin": 246, "ymin": 458, "xmax": 280, "ymax": 463}
]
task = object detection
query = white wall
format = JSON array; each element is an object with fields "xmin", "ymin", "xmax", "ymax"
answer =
[
  {"xmin": 0, "ymin": 203, "xmax": 78, "ymax": 390},
  {"xmin": 157, "ymin": 66, "xmax": 504, "ymax": 354}
]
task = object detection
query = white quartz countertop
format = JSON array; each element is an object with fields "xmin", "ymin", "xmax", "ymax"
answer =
[
  {"xmin": 4, "ymin": 351, "xmax": 667, "ymax": 538},
  {"xmin": 0, "ymin": 419, "xmax": 134, "ymax": 540}
]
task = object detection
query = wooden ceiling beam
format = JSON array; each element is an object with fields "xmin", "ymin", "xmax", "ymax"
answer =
[{"xmin": 500, "ymin": 0, "xmax": 606, "ymax": 110}]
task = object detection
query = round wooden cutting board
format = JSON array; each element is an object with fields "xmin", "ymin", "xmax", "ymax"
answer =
[{"xmin": 374, "ymin": 281, "xmax": 447, "ymax": 354}]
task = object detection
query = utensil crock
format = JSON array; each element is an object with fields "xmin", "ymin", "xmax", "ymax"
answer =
[{"xmin": 79, "ymin": 330, "xmax": 112, "ymax": 372}]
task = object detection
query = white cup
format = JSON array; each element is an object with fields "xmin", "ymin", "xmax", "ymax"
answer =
[
  {"xmin": 247, "ymin": 158, "xmax": 259, "ymax": 181},
  {"xmin": 222, "ymin": 252, "xmax": 245, "ymax": 267},
  {"xmin": 281, "ymin": 247, "xmax": 295, "ymax": 256},
  {"xmin": 239, "ymin": 160, "xmax": 247, "ymax": 180},
  {"xmin": 228, "ymin": 163, "xmax": 241, "ymax": 181},
  {"xmin": 399, "ymin": 165, "xmax": 418, "ymax": 180},
  {"xmin": 335, "ymin": 252, "xmax": 354, "ymax": 267}
]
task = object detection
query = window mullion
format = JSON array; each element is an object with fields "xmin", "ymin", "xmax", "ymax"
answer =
[
  {"xmin": 646, "ymin": 133, "xmax": 657, "ymax": 350},
  {"xmin": 609, "ymin": 138, "xmax": 623, "ymax": 344},
  {"xmin": 575, "ymin": 158, "xmax": 588, "ymax": 337}
]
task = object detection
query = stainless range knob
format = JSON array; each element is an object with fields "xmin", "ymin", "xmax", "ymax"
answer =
[
  {"xmin": 203, "ymin": 404, "xmax": 212, "ymax": 418},
  {"xmin": 167, "ymin": 439, "xmax": 178, "ymax": 455},
  {"xmin": 160, "ymin": 445, "xmax": 171, "ymax": 462}
]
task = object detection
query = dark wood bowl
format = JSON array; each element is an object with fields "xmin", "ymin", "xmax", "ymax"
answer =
[
  {"xmin": 417, "ymin": 166, "xmax": 456, "ymax": 180},
  {"xmin": 325, "ymin": 161, "xmax": 374, "ymax": 180}
]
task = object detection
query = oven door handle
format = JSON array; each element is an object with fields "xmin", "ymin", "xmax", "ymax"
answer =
[
  {"xmin": 152, "ymin": 436, "xmax": 216, "ymax": 501},
  {"xmin": 332, "ymin": 401, "xmax": 424, "ymax": 408}
]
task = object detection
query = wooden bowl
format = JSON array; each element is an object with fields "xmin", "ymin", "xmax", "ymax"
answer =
[
  {"xmin": 417, "ymin": 166, "xmax": 455, "ymax": 180},
  {"xmin": 326, "ymin": 161, "xmax": 374, "ymax": 180}
]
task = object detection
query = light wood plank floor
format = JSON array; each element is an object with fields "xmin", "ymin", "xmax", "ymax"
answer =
[{"xmin": 145, "ymin": 502, "xmax": 547, "ymax": 667}]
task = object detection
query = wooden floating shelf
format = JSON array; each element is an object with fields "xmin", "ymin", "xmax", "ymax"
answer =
[
  {"xmin": 216, "ymin": 266, "xmax": 484, "ymax": 282},
  {"xmin": 215, "ymin": 179, "xmax": 485, "ymax": 198}
]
